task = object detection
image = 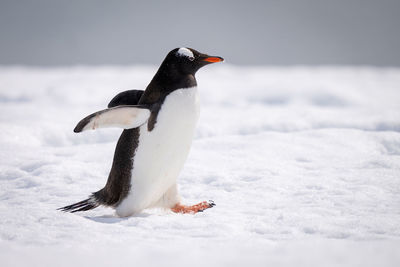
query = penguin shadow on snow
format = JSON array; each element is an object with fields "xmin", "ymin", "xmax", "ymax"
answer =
[{"xmin": 85, "ymin": 212, "xmax": 152, "ymax": 224}]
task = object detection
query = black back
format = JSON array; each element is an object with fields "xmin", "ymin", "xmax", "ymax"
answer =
[{"xmin": 108, "ymin": 90, "xmax": 144, "ymax": 108}]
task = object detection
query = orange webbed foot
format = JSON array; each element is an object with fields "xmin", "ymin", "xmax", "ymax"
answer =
[{"xmin": 171, "ymin": 200, "xmax": 215, "ymax": 214}]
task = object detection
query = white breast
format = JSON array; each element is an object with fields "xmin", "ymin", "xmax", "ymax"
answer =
[{"xmin": 116, "ymin": 87, "xmax": 200, "ymax": 216}]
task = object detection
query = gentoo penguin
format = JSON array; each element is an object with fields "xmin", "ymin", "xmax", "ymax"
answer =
[{"xmin": 59, "ymin": 47, "xmax": 223, "ymax": 217}]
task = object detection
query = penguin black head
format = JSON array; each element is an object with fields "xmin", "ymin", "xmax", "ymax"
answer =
[
  {"xmin": 147, "ymin": 47, "xmax": 224, "ymax": 92},
  {"xmin": 163, "ymin": 47, "xmax": 224, "ymax": 75}
]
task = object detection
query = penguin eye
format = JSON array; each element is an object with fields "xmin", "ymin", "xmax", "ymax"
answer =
[{"xmin": 188, "ymin": 56, "xmax": 194, "ymax": 61}]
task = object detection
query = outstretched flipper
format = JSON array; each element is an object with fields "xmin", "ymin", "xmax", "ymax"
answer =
[
  {"xmin": 74, "ymin": 105, "xmax": 151, "ymax": 133},
  {"xmin": 108, "ymin": 90, "xmax": 144, "ymax": 108}
]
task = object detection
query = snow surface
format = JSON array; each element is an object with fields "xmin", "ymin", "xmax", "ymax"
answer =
[{"xmin": 0, "ymin": 65, "xmax": 400, "ymax": 266}]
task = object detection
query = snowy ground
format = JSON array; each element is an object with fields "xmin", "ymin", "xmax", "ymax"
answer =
[{"xmin": 0, "ymin": 65, "xmax": 399, "ymax": 266}]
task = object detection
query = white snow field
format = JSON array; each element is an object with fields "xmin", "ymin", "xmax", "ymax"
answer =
[{"xmin": 0, "ymin": 65, "xmax": 399, "ymax": 266}]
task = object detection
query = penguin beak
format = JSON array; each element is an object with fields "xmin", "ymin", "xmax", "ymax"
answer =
[{"xmin": 202, "ymin": 56, "xmax": 224, "ymax": 63}]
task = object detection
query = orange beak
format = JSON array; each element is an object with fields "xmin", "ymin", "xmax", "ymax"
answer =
[{"xmin": 203, "ymin": 56, "xmax": 224, "ymax": 63}]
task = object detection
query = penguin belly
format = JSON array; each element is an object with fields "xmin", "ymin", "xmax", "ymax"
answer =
[{"xmin": 116, "ymin": 87, "xmax": 200, "ymax": 216}]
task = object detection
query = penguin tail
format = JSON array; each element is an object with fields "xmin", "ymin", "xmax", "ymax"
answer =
[{"xmin": 58, "ymin": 195, "xmax": 100, "ymax": 213}]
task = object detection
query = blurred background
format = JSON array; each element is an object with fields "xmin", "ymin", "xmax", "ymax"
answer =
[{"xmin": 1, "ymin": 0, "xmax": 399, "ymax": 66}]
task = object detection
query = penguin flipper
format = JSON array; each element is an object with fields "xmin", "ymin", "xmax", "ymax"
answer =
[
  {"xmin": 108, "ymin": 90, "xmax": 144, "ymax": 108},
  {"xmin": 74, "ymin": 105, "xmax": 151, "ymax": 133}
]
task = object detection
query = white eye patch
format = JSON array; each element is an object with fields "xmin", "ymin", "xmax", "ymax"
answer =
[{"xmin": 176, "ymin": 47, "xmax": 194, "ymax": 60}]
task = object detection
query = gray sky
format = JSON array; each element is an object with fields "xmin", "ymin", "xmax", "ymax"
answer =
[{"xmin": 1, "ymin": 0, "xmax": 400, "ymax": 66}]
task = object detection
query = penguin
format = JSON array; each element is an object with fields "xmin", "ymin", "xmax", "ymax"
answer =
[{"xmin": 59, "ymin": 47, "xmax": 223, "ymax": 217}]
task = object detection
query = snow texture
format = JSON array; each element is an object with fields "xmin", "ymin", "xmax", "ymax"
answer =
[{"xmin": 0, "ymin": 65, "xmax": 400, "ymax": 266}]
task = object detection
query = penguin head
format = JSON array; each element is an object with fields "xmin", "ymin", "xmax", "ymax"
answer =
[{"xmin": 166, "ymin": 47, "xmax": 224, "ymax": 75}]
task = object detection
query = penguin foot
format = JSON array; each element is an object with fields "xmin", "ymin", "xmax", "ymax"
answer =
[{"xmin": 171, "ymin": 200, "xmax": 215, "ymax": 214}]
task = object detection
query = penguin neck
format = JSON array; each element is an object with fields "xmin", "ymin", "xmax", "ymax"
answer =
[
  {"xmin": 139, "ymin": 62, "xmax": 197, "ymax": 105},
  {"xmin": 148, "ymin": 62, "xmax": 197, "ymax": 92}
]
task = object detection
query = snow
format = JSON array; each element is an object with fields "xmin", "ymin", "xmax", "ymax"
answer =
[{"xmin": 0, "ymin": 65, "xmax": 400, "ymax": 266}]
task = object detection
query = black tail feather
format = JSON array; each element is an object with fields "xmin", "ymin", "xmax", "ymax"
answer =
[{"xmin": 58, "ymin": 197, "xmax": 99, "ymax": 213}]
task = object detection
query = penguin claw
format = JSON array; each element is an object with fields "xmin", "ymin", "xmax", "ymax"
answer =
[{"xmin": 208, "ymin": 200, "xmax": 216, "ymax": 207}]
